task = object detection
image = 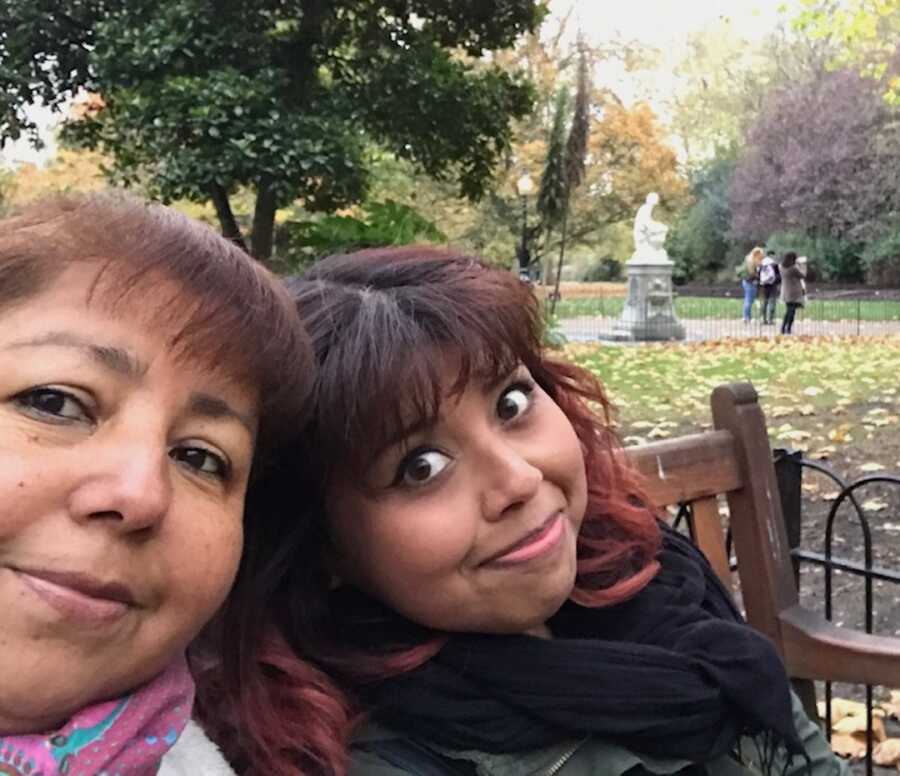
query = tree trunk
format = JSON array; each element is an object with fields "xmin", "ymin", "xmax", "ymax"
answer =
[
  {"xmin": 250, "ymin": 175, "xmax": 277, "ymax": 263},
  {"xmin": 210, "ymin": 183, "xmax": 248, "ymax": 253},
  {"xmin": 550, "ymin": 208, "xmax": 569, "ymax": 315}
]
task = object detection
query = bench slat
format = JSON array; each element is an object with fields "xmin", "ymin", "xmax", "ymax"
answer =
[{"xmin": 626, "ymin": 429, "xmax": 742, "ymax": 507}]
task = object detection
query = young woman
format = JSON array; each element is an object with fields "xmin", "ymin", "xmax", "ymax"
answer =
[
  {"xmin": 203, "ymin": 247, "xmax": 845, "ymax": 775},
  {"xmin": 780, "ymin": 252, "xmax": 808, "ymax": 335},
  {"xmin": 741, "ymin": 247, "xmax": 764, "ymax": 324},
  {"xmin": 0, "ymin": 193, "xmax": 311, "ymax": 776}
]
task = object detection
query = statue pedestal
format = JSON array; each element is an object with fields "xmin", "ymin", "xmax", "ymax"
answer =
[{"xmin": 613, "ymin": 252, "xmax": 685, "ymax": 342}]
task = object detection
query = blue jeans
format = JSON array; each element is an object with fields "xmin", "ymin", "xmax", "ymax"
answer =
[{"xmin": 741, "ymin": 279, "xmax": 757, "ymax": 322}]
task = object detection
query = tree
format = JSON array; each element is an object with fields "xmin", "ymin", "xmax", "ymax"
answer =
[
  {"xmin": 666, "ymin": 149, "xmax": 740, "ymax": 282},
  {"xmin": 536, "ymin": 87, "xmax": 570, "ymax": 281},
  {"xmin": 0, "ymin": 0, "xmax": 542, "ymax": 262},
  {"xmin": 730, "ymin": 69, "xmax": 900, "ymax": 255},
  {"xmin": 667, "ymin": 16, "xmax": 837, "ymax": 166},
  {"xmin": 793, "ymin": 0, "xmax": 900, "ymax": 103}
]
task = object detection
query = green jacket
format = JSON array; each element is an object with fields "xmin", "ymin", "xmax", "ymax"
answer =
[{"xmin": 348, "ymin": 692, "xmax": 848, "ymax": 776}]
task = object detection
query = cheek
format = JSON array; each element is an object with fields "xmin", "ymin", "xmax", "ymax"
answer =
[
  {"xmin": 332, "ymin": 495, "xmax": 475, "ymax": 599},
  {"xmin": 166, "ymin": 506, "xmax": 243, "ymax": 622}
]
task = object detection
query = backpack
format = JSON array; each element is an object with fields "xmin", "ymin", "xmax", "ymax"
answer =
[{"xmin": 759, "ymin": 261, "xmax": 778, "ymax": 286}]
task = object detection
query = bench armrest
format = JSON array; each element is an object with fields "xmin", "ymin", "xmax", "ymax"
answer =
[{"xmin": 780, "ymin": 604, "xmax": 900, "ymax": 687}]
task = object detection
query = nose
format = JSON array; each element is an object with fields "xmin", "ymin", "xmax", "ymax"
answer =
[
  {"xmin": 67, "ymin": 437, "xmax": 173, "ymax": 533},
  {"xmin": 480, "ymin": 438, "xmax": 543, "ymax": 521}
]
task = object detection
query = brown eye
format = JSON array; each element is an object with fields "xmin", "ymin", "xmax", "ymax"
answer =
[
  {"xmin": 497, "ymin": 385, "xmax": 533, "ymax": 421},
  {"xmin": 16, "ymin": 388, "xmax": 90, "ymax": 422},
  {"xmin": 171, "ymin": 446, "xmax": 230, "ymax": 480},
  {"xmin": 400, "ymin": 450, "xmax": 451, "ymax": 487}
]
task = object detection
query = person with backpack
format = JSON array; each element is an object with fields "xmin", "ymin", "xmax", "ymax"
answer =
[{"xmin": 759, "ymin": 250, "xmax": 781, "ymax": 325}]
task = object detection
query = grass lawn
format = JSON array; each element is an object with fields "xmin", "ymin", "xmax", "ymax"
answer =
[
  {"xmin": 552, "ymin": 296, "xmax": 900, "ymax": 322},
  {"xmin": 565, "ymin": 336, "xmax": 900, "ymax": 467}
]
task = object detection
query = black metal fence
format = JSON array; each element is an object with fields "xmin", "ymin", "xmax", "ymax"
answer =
[
  {"xmin": 673, "ymin": 452, "xmax": 900, "ymax": 774},
  {"xmin": 549, "ymin": 294, "xmax": 900, "ymax": 343}
]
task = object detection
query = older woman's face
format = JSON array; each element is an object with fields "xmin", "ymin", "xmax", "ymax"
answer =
[{"xmin": 0, "ymin": 263, "xmax": 257, "ymax": 734}]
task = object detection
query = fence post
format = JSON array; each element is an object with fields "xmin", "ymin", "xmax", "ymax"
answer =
[
  {"xmin": 772, "ymin": 447, "xmax": 820, "ymax": 722},
  {"xmin": 773, "ymin": 448, "xmax": 803, "ymax": 587}
]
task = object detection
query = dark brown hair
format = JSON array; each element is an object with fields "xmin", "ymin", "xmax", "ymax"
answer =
[
  {"xmin": 0, "ymin": 192, "xmax": 312, "ymax": 456},
  {"xmin": 201, "ymin": 246, "xmax": 662, "ymax": 775}
]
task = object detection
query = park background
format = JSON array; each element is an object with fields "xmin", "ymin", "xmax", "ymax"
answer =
[{"xmin": 3, "ymin": 0, "xmax": 900, "ymax": 764}]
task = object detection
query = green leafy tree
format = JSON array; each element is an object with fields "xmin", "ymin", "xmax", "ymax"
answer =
[
  {"xmin": 666, "ymin": 149, "xmax": 740, "ymax": 282},
  {"xmin": 0, "ymin": 0, "xmax": 542, "ymax": 262},
  {"xmin": 536, "ymin": 86, "xmax": 570, "ymax": 279},
  {"xmin": 794, "ymin": 0, "xmax": 900, "ymax": 103}
]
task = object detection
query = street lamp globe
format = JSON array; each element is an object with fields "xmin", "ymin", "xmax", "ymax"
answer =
[{"xmin": 516, "ymin": 173, "xmax": 534, "ymax": 197}]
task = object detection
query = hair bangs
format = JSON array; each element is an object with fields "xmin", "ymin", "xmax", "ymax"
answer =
[
  {"xmin": 0, "ymin": 193, "xmax": 312, "ymax": 454},
  {"xmin": 292, "ymin": 250, "xmax": 543, "ymax": 476}
]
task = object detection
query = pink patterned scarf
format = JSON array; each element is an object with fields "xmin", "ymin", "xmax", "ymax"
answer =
[{"xmin": 0, "ymin": 656, "xmax": 194, "ymax": 776}]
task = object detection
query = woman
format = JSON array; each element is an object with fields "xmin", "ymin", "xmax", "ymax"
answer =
[
  {"xmin": 741, "ymin": 247, "xmax": 764, "ymax": 324},
  {"xmin": 203, "ymin": 246, "xmax": 845, "ymax": 775},
  {"xmin": 0, "ymin": 193, "xmax": 311, "ymax": 776},
  {"xmin": 780, "ymin": 252, "xmax": 808, "ymax": 335}
]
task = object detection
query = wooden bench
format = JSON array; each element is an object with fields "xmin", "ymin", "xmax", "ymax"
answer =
[{"xmin": 625, "ymin": 381, "xmax": 900, "ymax": 719}]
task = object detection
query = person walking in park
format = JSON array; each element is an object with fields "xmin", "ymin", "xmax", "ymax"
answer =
[
  {"xmin": 741, "ymin": 247, "xmax": 764, "ymax": 324},
  {"xmin": 759, "ymin": 249, "xmax": 781, "ymax": 325},
  {"xmin": 780, "ymin": 252, "xmax": 808, "ymax": 335}
]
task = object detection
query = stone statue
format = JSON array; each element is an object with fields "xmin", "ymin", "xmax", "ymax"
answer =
[
  {"xmin": 614, "ymin": 191, "xmax": 684, "ymax": 340},
  {"xmin": 632, "ymin": 192, "xmax": 669, "ymax": 263}
]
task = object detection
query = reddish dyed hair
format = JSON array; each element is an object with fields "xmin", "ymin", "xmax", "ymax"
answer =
[{"xmin": 199, "ymin": 247, "xmax": 661, "ymax": 775}]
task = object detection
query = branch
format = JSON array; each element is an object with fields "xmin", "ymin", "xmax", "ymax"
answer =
[{"xmin": 209, "ymin": 183, "xmax": 248, "ymax": 253}]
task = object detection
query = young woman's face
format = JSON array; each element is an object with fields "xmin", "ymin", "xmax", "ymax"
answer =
[
  {"xmin": 327, "ymin": 364, "xmax": 588, "ymax": 636},
  {"xmin": 0, "ymin": 263, "xmax": 257, "ymax": 734}
]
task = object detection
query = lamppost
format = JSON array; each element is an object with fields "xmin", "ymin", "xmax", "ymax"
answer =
[{"xmin": 515, "ymin": 172, "xmax": 534, "ymax": 281}]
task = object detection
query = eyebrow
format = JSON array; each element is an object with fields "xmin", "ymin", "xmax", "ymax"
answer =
[
  {"xmin": 189, "ymin": 392, "xmax": 257, "ymax": 437},
  {"xmin": 6, "ymin": 332, "xmax": 256, "ymax": 436},
  {"xmin": 6, "ymin": 331, "xmax": 147, "ymax": 379}
]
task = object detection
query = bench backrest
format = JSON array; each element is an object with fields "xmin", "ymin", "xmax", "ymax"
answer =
[{"xmin": 626, "ymin": 381, "xmax": 900, "ymax": 692}]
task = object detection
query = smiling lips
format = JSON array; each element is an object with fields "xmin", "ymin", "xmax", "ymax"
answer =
[
  {"xmin": 482, "ymin": 512, "xmax": 565, "ymax": 567},
  {"xmin": 13, "ymin": 567, "xmax": 135, "ymax": 625}
]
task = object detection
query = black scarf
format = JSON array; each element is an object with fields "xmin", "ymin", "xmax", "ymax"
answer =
[{"xmin": 344, "ymin": 523, "xmax": 807, "ymax": 769}]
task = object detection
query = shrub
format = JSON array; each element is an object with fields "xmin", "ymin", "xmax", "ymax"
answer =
[{"xmin": 580, "ymin": 257, "xmax": 623, "ymax": 282}]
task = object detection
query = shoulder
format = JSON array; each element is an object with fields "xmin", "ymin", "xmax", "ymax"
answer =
[{"xmin": 158, "ymin": 720, "xmax": 236, "ymax": 776}]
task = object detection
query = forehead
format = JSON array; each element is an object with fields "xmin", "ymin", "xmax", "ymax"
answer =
[{"xmin": 2, "ymin": 261, "xmax": 259, "ymax": 404}]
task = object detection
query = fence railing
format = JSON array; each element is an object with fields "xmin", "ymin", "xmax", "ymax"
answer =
[
  {"xmin": 549, "ymin": 293, "xmax": 900, "ymax": 342},
  {"xmin": 673, "ymin": 451, "xmax": 900, "ymax": 774}
]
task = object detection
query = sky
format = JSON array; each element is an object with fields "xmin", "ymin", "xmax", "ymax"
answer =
[
  {"xmin": 2, "ymin": 0, "xmax": 799, "ymax": 168},
  {"xmin": 549, "ymin": 0, "xmax": 796, "ymax": 46}
]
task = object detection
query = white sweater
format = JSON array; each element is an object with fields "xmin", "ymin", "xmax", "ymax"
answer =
[{"xmin": 158, "ymin": 720, "xmax": 237, "ymax": 776}]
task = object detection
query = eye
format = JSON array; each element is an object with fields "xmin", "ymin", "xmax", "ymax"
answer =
[
  {"xmin": 171, "ymin": 445, "xmax": 231, "ymax": 480},
  {"xmin": 496, "ymin": 382, "xmax": 534, "ymax": 422},
  {"xmin": 15, "ymin": 388, "xmax": 92, "ymax": 423},
  {"xmin": 396, "ymin": 449, "xmax": 451, "ymax": 488}
]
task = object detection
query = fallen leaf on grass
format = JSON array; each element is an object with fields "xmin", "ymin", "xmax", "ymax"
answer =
[
  {"xmin": 818, "ymin": 700, "xmax": 887, "ymax": 759},
  {"xmin": 863, "ymin": 498, "xmax": 889, "ymax": 512},
  {"xmin": 828, "ymin": 425, "xmax": 853, "ymax": 443},
  {"xmin": 873, "ymin": 738, "xmax": 900, "ymax": 765},
  {"xmin": 823, "ymin": 491, "xmax": 841, "ymax": 500},
  {"xmin": 879, "ymin": 690, "xmax": 900, "ymax": 719},
  {"xmin": 803, "ymin": 387, "xmax": 822, "ymax": 397},
  {"xmin": 810, "ymin": 445, "xmax": 837, "ymax": 459},
  {"xmin": 829, "ymin": 732, "xmax": 867, "ymax": 759},
  {"xmin": 860, "ymin": 462, "xmax": 887, "ymax": 473}
]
